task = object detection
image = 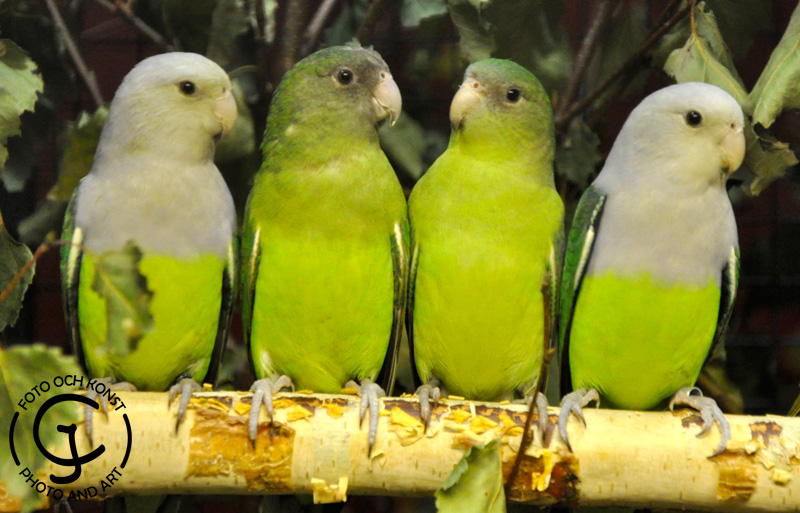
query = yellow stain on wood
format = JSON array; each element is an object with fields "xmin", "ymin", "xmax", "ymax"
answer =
[
  {"xmin": 387, "ymin": 407, "xmax": 425, "ymax": 446},
  {"xmin": 504, "ymin": 446, "xmax": 579, "ymax": 503},
  {"xmin": 311, "ymin": 477, "xmax": 348, "ymax": 504},
  {"xmin": 714, "ymin": 452, "xmax": 758, "ymax": 502},
  {"xmin": 0, "ymin": 482, "xmax": 22, "ymax": 513},
  {"xmin": 188, "ymin": 409, "xmax": 294, "ymax": 492}
]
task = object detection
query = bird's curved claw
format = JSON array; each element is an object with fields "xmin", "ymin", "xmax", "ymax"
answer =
[
  {"xmin": 248, "ymin": 375, "xmax": 294, "ymax": 446},
  {"xmin": 557, "ymin": 388, "xmax": 599, "ymax": 451},
  {"xmin": 416, "ymin": 378, "xmax": 441, "ymax": 429},
  {"xmin": 84, "ymin": 378, "xmax": 136, "ymax": 447},
  {"xmin": 168, "ymin": 377, "xmax": 202, "ymax": 433},
  {"xmin": 346, "ymin": 378, "xmax": 385, "ymax": 456},
  {"xmin": 525, "ymin": 391, "xmax": 550, "ymax": 438},
  {"xmin": 669, "ymin": 386, "xmax": 729, "ymax": 457}
]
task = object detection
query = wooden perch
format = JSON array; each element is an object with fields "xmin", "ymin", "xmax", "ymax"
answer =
[{"xmin": 9, "ymin": 392, "xmax": 800, "ymax": 511}]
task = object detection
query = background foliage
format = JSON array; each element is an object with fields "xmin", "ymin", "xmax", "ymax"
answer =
[{"xmin": 1, "ymin": 0, "xmax": 800, "ymax": 511}]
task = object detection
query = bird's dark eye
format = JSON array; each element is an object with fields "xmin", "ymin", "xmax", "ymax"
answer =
[
  {"xmin": 179, "ymin": 81, "xmax": 196, "ymax": 95},
  {"xmin": 685, "ymin": 110, "xmax": 702, "ymax": 126},
  {"xmin": 336, "ymin": 69, "xmax": 353, "ymax": 85},
  {"xmin": 506, "ymin": 88, "xmax": 521, "ymax": 103}
]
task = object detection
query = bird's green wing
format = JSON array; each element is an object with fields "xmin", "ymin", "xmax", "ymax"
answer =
[
  {"xmin": 203, "ymin": 239, "xmax": 237, "ymax": 386},
  {"xmin": 240, "ymin": 210, "xmax": 261, "ymax": 375},
  {"xmin": 559, "ymin": 185, "xmax": 606, "ymax": 395},
  {"xmin": 376, "ymin": 221, "xmax": 409, "ymax": 396},
  {"xmin": 60, "ymin": 188, "xmax": 87, "ymax": 373},
  {"xmin": 405, "ymin": 231, "xmax": 421, "ymax": 390}
]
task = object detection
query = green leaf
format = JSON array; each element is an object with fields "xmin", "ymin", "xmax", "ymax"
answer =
[
  {"xmin": 402, "ymin": 0, "xmax": 448, "ymax": 27},
  {"xmin": 743, "ymin": 121, "xmax": 798, "ymax": 195},
  {"xmin": 0, "ymin": 344, "xmax": 83, "ymax": 513},
  {"xmin": 555, "ymin": 119, "xmax": 602, "ymax": 188},
  {"xmin": 663, "ymin": 2, "xmax": 748, "ymax": 107},
  {"xmin": 90, "ymin": 241, "xmax": 154, "ymax": 357},
  {"xmin": 0, "ymin": 210, "xmax": 34, "ymax": 331},
  {"xmin": 215, "ymin": 79, "xmax": 255, "ymax": 164},
  {"xmin": 379, "ymin": 113, "xmax": 446, "ymax": 180},
  {"xmin": 705, "ymin": 0, "xmax": 771, "ymax": 59},
  {"xmin": 447, "ymin": 0, "xmax": 574, "ymax": 94},
  {"xmin": 48, "ymin": 108, "xmax": 108, "ymax": 202},
  {"xmin": 749, "ymin": 1, "xmax": 800, "ymax": 128},
  {"xmin": 18, "ymin": 199, "xmax": 67, "ymax": 247},
  {"xmin": 435, "ymin": 439, "xmax": 506, "ymax": 513},
  {"xmin": 0, "ymin": 39, "xmax": 43, "ymax": 172}
]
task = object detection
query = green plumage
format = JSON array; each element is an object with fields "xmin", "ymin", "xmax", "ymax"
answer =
[
  {"xmin": 408, "ymin": 59, "xmax": 563, "ymax": 401},
  {"xmin": 242, "ymin": 46, "xmax": 407, "ymax": 393}
]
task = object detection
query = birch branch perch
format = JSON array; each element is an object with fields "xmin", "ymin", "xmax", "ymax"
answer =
[{"xmin": 8, "ymin": 392, "xmax": 800, "ymax": 511}]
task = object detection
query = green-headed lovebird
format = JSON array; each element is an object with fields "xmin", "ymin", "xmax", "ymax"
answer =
[
  {"xmin": 61, "ymin": 52, "xmax": 237, "ymax": 440},
  {"xmin": 558, "ymin": 82, "xmax": 745, "ymax": 456},
  {"xmin": 407, "ymin": 59, "xmax": 563, "ymax": 431},
  {"xmin": 241, "ymin": 45, "xmax": 407, "ymax": 451}
]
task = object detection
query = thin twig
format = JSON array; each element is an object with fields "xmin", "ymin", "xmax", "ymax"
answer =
[
  {"xmin": 90, "ymin": 0, "xmax": 174, "ymax": 51},
  {"xmin": 302, "ymin": 0, "xmax": 340, "ymax": 56},
  {"xmin": 280, "ymin": 0, "xmax": 310, "ymax": 76},
  {"xmin": 357, "ymin": 0, "xmax": 390, "ymax": 46},
  {"xmin": 555, "ymin": 0, "xmax": 692, "ymax": 132},
  {"xmin": 44, "ymin": 0, "xmax": 105, "ymax": 109},
  {"xmin": 0, "ymin": 236, "xmax": 61, "ymax": 307},
  {"xmin": 555, "ymin": 0, "xmax": 612, "ymax": 119}
]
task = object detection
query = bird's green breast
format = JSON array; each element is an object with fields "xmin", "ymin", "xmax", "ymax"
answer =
[
  {"xmin": 78, "ymin": 253, "xmax": 225, "ymax": 390},
  {"xmin": 410, "ymin": 152, "xmax": 563, "ymax": 401},
  {"xmin": 569, "ymin": 272, "xmax": 720, "ymax": 410},
  {"xmin": 247, "ymin": 151, "xmax": 407, "ymax": 392}
]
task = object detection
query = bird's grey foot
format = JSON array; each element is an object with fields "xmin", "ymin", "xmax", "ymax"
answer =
[
  {"xmin": 248, "ymin": 375, "xmax": 294, "ymax": 444},
  {"xmin": 345, "ymin": 378, "xmax": 385, "ymax": 454},
  {"xmin": 84, "ymin": 378, "xmax": 136, "ymax": 446},
  {"xmin": 167, "ymin": 376, "xmax": 202, "ymax": 432},
  {"xmin": 416, "ymin": 378, "xmax": 441, "ymax": 428},
  {"xmin": 523, "ymin": 391, "xmax": 550, "ymax": 438},
  {"xmin": 557, "ymin": 388, "xmax": 600, "ymax": 451},
  {"xmin": 669, "ymin": 386, "xmax": 730, "ymax": 457}
]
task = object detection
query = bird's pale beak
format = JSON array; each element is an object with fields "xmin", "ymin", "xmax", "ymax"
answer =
[
  {"xmin": 372, "ymin": 71, "xmax": 402, "ymax": 126},
  {"xmin": 721, "ymin": 123, "xmax": 745, "ymax": 175},
  {"xmin": 214, "ymin": 87, "xmax": 238, "ymax": 138},
  {"xmin": 450, "ymin": 78, "xmax": 484, "ymax": 130}
]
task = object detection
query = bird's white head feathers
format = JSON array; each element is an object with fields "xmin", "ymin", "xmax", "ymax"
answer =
[
  {"xmin": 596, "ymin": 82, "xmax": 745, "ymax": 194},
  {"xmin": 93, "ymin": 52, "xmax": 236, "ymax": 167}
]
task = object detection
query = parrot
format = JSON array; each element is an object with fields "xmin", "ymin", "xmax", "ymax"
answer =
[
  {"xmin": 61, "ymin": 52, "xmax": 238, "ymax": 441},
  {"xmin": 557, "ymin": 82, "xmax": 745, "ymax": 457},
  {"xmin": 241, "ymin": 45, "xmax": 407, "ymax": 452},
  {"xmin": 407, "ymin": 58, "xmax": 563, "ymax": 432}
]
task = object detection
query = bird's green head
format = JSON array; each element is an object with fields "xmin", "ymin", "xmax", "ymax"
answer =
[
  {"xmin": 97, "ymin": 52, "xmax": 236, "ymax": 164},
  {"xmin": 262, "ymin": 45, "xmax": 401, "ymax": 159},
  {"xmin": 449, "ymin": 59, "xmax": 554, "ymax": 164}
]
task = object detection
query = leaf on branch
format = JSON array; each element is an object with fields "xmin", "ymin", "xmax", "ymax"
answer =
[
  {"xmin": 749, "ymin": 1, "xmax": 800, "ymax": 128},
  {"xmin": 379, "ymin": 113, "xmax": 446, "ymax": 181},
  {"xmin": 663, "ymin": 2, "xmax": 748, "ymax": 107},
  {"xmin": 435, "ymin": 438, "xmax": 506, "ymax": 513},
  {"xmin": 0, "ymin": 344, "xmax": 83, "ymax": 513},
  {"xmin": 743, "ymin": 121, "xmax": 799, "ymax": 196},
  {"xmin": 402, "ymin": 0, "xmax": 448, "ymax": 28},
  {"xmin": 447, "ymin": 0, "xmax": 574, "ymax": 94},
  {"xmin": 48, "ymin": 108, "xmax": 108, "ymax": 202},
  {"xmin": 0, "ymin": 210, "xmax": 35, "ymax": 331},
  {"xmin": 0, "ymin": 39, "xmax": 43, "ymax": 172},
  {"xmin": 18, "ymin": 199, "xmax": 67, "ymax": 247},
  {"xmin": 90, "ymin": 241, "xmax": 155, "ymax": 358},
  {"xmin": 162, "ymin": 0, "xmax": 218, "ymax": 53},
  {"xmin": 705, "ymin": 0, "xmax": 771, "ymax": 59},
  {"xmin": 555, "ymin": 119, "xmax": 602, "ymax": 188}
]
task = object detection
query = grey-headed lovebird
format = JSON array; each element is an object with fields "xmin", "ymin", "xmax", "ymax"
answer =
[
  {"xmin": 61, "ymin": 52, "xmax": 237, "ymax": 439},
  {"xmin": 408, "ymin": 59, "xmax": 563, "ymax": 432},
  {"xmin": 241, "ymin": 45, "xmax": 408, "ymax": 452},
  {"xmin": 558, "ymin": 82, "xmax": 745, "ymax": 456}
]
